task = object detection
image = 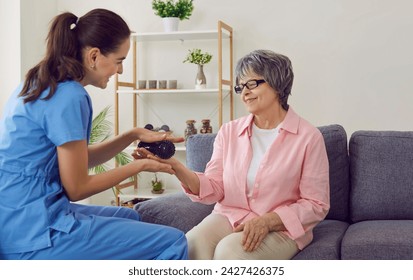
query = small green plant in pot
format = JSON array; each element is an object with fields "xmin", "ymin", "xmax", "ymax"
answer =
[
  {"xmin": 183, "ymin": 48, "xmax": 213, "ymax": 89},
  {"xmin": 151, "ymin": 173, "xmax": 164, "ymax": 194},
  {"xmin": 152, "ymin": 0, "xmax": 194, "ymax": 32}
]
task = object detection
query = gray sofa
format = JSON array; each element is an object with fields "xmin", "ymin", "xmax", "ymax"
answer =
[{"xmin": 134, "ymin": 124, "xmax": 413, "ymax": 259}]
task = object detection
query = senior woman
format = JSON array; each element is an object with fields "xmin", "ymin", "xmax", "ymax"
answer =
[{"xmin": 141, "ymin": 49, "xmax": 330, "ymax": 260}]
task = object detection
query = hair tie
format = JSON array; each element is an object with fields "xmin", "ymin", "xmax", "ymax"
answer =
[{"xmin": 70, "ymin": 17, "xmax": 79, "ymax": 30}]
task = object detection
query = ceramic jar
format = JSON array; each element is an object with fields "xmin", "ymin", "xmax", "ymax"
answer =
[
  {"xmin": 184, "ymin": 120, "xmax": 197, "ymax": 140},
  {"xmin": 195, "ymin": 64, "xmax": 206, "ymax": 89},
  {"xmin": 200, "ymin": 119, "xmax": 212, "ymax": 134}
]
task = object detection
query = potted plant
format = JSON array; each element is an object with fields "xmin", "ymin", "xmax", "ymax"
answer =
[
  {"xmin": 89, "ymin": 106, "xmax": 133, "ymax": 201},
  {"xmin": 152, "ymin": 0, "xmax": 194, "ymax": 32},
  {"xmin": 151, "ymin": 173, "xmax": 165, "ymax": 194},
  {"xmin": 183, "ymin": 48, "xmax": 213, "ymax": 89}
]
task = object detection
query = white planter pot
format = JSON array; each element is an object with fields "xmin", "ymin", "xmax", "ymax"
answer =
[{"xmin": 162, "ymin": 17, "xmax": 179, "ymax": 32}]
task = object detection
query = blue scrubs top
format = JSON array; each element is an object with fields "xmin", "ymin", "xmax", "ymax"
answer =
[{"xmin": 0, "ymin": 81, "xmax": 92, "ymax": 254}]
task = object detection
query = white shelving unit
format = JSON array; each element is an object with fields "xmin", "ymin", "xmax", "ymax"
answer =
[
  {"xmin": 116, "ymin": 88, "xmax": 230, "ymax": 95},
  {"xmin": 113, "ymin": 21, "xmax": 233, "ymax": 206}
]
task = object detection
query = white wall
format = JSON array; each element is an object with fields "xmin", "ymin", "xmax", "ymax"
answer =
[
  {"xmin": 2, "ymin": 0, "xmax": 413, "ymax": 205},
  {"xmin": 21, "ymin": 0, "xmax": 57, "ymax": 75},
  {"xmin": 0, "ymin": 0, "xmax": 21, "ymax": 109},
  {"xmin": 53, "ymin": 0, "xmax": 413, "ymax": 136},
  {"xmin": 0, "ymin": 0, "xmax": 56, "ymax": 112}
]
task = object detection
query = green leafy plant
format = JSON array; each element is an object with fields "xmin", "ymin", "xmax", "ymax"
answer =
[
  {"xmin": 89, "ymin": 106, "xmax": 133, "ymax": 197},
  {"xmin": 183, "ymin": 48, "xmax": 213, "ymax": 65},
  {"xmin": 152, "ymin": 0, "xmax": 194, "ymax": 20}
]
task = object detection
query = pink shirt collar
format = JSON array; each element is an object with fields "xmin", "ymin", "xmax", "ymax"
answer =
[{"xmin": 237, "ymin": 106, "xmax": 300, "ymax": 137}]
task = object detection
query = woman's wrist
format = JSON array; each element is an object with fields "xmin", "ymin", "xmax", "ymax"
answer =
[
  {"xmin": 171, "ymin": 158, "xmax": 186, "ymax": 172},
  {"xmin": 122, "ymin": 128, "xmax": 142, "ymax": 142},
  {"xmin": 129, "ymin": 158, "xmax": 146, "ymax": 173},
  {"xmin": 262, "ymin": 212, "xmax": 283, "ymax": 232}
]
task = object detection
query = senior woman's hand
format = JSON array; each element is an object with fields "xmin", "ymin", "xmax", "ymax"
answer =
[
  {"xmin": 234, "ymin": 212, "xmax": 286, "ymax": 252},
  {"xmin": 234, "ymin": 216, "xmax": 270, "ymax": 252},
  {"xmin": 133, "ymin": 147, "xmax": 201, "ymax": 195},
  {"xmin": 132, "ymin": 147, "xmax": 180, "ymax": 166}
]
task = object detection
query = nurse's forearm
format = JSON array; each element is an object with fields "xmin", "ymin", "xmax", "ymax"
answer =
[
  {"xmin": 63, "ymin": 160, "xmax": 155, "ymax": 201},
  {"xmin": 88, "ymin": 130, "xmax": 135, "ymax": 167}
]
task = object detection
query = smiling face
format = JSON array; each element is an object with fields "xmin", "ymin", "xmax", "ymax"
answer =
[
  {"xmin": 239, "ymin": 73, "xmax": 280, "ymax": 116},
  {"xmin": 81, "ymin": 38, "xmax": 130, "ymax": 88},
  {"xmin": 235, "ymin": 50, "xmax": 294, "ymax": 112}
]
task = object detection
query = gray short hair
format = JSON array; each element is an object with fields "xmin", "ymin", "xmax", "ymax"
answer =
[{"xmin": 235, "ymin": 50, "xmax": 294, "ymax": 110}]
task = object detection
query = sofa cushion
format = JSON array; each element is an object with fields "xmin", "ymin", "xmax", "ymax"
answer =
[
  {"xmin": 349, "ymin": 131, "xmax": 413, "ymax": 222},
  {"xmin": 293, "ymin": 220, "xmax": 349, "ymax": 260},
  {"xmin": 318, "ymin": 124, "xmax": 350, "ymax": 222},
  {"xmin": 186, "ymin": 133, "xmax": 216, "ymax": 172},
  {"xmin": 134, "ymin": 192, "xmax": 214, "ymax": 233},
  {"xmin": 341, "ymin": 220, "xmax": 413, "ymax": 260}
]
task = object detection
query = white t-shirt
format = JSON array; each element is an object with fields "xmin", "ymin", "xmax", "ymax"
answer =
[{"xmin": 246, "ymin": 123, "xmax": 281, "ymax": 197}]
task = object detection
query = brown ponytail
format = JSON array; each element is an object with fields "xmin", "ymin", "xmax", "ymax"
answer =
[{"xmin": 19, "ymin": 9, "xmax": 131, "ymax": 103}]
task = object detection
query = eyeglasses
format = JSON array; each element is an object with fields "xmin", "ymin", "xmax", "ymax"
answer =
[{"xmin": 234, "ymin": 79, "xmax": 266, "ymax": 94}]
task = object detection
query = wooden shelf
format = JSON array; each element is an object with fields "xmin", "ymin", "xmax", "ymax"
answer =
[
  {"xmin": 131, "ymin": 30, "xmax": 230, "ymax": 42},
  {"xmin": 116, "ymin": 88, "xmax": 231, "ymax": 95},
  {"xmin": 118, "ymin": 187, "xmax": 183, "ymax": 201},
  {"xmin": 113, "ymin": 21, "xmax": 233, "ymax": 206}
]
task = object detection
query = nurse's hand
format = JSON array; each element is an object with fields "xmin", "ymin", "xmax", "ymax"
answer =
[
  {"xmin": 130, "ymin": 127, "xmax": 184, "ymax": 144},
  {"xmin": 132, "ymin": 147, "xmax": 180, "ymax": 166},
  {"xmin": 133, "ymin": 147, "xmax": 201, "ymax": 195}
]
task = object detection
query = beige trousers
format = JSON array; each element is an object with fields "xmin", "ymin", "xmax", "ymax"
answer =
[{"xmin": 186, "ymin": 213, "xmax": 300, "ymax": 260}]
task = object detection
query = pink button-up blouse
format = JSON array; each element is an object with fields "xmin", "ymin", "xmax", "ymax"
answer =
[{"xmin": 183, "ymin": 107, "xmax": 330, "ymax": 250}]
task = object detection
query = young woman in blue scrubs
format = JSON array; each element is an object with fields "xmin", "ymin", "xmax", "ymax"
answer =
[{"xmin": 0, "ymin": 9, "xmax": 188, "ymax": 260}]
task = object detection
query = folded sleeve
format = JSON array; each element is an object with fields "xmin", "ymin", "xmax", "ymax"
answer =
[{"xmin": 42, "ymin": 86, "xmax": 92, "ymax": 147}]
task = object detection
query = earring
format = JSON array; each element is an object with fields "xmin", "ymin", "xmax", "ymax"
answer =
[{"xmin": 91, "ymin": 64, "xmax": 95, "ymax": 69}]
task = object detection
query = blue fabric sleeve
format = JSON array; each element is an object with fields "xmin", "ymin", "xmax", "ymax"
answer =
[{"xmin": 42, "ymin": 83, "xmax": 92, "ymax": 147}]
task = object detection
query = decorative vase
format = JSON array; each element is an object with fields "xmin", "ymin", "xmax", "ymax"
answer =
[
  {"xmin": 162, "ymin": 17, "xmax": 179, "ymax": 32},
  {"xmin": 195, "ymin": 64, "xmax": 206, "ymax": 90}
]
